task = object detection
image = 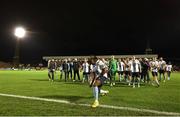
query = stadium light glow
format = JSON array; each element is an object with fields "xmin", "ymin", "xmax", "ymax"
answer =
[{"xmin": 14, "ymin": 27, "xmax": 26, "ymax": 38}]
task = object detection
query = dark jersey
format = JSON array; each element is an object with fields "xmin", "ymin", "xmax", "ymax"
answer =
[
  {"xmin": 73, "ymin": 61, "xmax": 80, "ymax": 71},
  {"xmin": 48, "ymin": 61, "xmax": 56, "ymax": 70}
]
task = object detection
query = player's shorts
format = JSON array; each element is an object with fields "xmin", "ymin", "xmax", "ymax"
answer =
[
  {"xmin": 159, "ymin": 69, "xmax": 165, "ymax": 74},
  {"xmin": 109, "ymin": 70, "xmax": 116, "ymax": 76},
  {"xmin": 83, "ymin": 72, "xmax": 90, "ymax": 75},
  {"xmin": 152, "ymin": 72, "xmax": 158, "ymax": 76},
  {"xmin": 132, "ymin": 72, "xmax": 140, "ymax": 78},
  {"xmin": 118, "ymin": 71, "xmax": 124, "ymax": 75},
  {"xmin": 48, "ymin": 69, "xmax": 55, "ymax": 72},
  {"xmin": 125, "ymin": 71, "xmax": 131, "ymax": 76},
  {"xmin": 97, "ymin": 76, "xmax": 107, "ymax": 86}
]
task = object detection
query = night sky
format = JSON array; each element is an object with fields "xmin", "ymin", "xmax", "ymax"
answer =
[{"xmin": 0, "ymin": 0, "xmax": 179, "ymax": 63}]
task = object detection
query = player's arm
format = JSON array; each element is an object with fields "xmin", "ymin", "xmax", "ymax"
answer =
[{"xmin": 48, "ymin": 60, "xmax": 50, "ymax": 69}]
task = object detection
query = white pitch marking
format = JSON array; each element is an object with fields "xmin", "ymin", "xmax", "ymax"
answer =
[{"xmin": 0, "ymin": 93, "xmax": 179, "ymax": 116}]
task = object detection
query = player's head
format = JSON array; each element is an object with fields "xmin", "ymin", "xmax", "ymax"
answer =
[
  {"xmin": 111, "ymin": 55, "xmax": 114, "ymax": 60},
  {"xmin": 160, "ymin": 57, "xmax": 163, "ymax": 61},
  {"xmin": 153, "ymin": 57, "xmax": 157, "ymax": 61},
  {"xmin": 118, "ymin": 58, "xmax": 121, "ymax": 62},
  {"xmin": 144, "ymin": 58, "xmax": 148, "ymax": 61},
  {"xmin": 132, "ymin": 56, "xmax": 136, "ymax": 61},
  {"xmin": 91, "ymin": 56, "xmax": 98, "ymax": 64},
  {"xmin": 74, "ymin": 58, "xmax": 77, "ymax": 61}
]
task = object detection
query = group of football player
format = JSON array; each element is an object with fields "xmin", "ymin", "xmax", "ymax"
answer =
[
  {"xmin": 48, "ymin": 56, "xmax": 172, "ymax": 87},
  {"xmin": 47, "ymin": 56, "xmax": 172, "ymax": 107}
]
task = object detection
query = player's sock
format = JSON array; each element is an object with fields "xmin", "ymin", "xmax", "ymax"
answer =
[
  {"xmin": 138, "ymin": 83, "xmax": 140, "ymax": 88},
  {"xmin": 48, "ymin": 73, "xmax": 51, "ymax": 79},
  {"xmin": 82, "ymin": 77, "xmax": 85, "ymax": 83},
  {"xmin": 133, "ymin": 83, "xmax": 135, "ymax": 88},
  {"xmin": 93, "ymin": 87, "xmax": 95, "ymax": 98},
  {"xmin": 160, "ymin": 75, "xmax": 162, "ymax": 81},
  {"xmin": 92, "ymin": 86, "xmax": 99, "ymax": 108},
  {"xmin": 155, "ymin": 79, "xmax": 160, "ymax": 86},
  {"xmin": 95, "ymin": 86, "xmax": 99, "ymax": 101}
]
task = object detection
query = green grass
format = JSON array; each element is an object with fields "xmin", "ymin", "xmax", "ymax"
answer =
[{"xmin": 0, "ymin": 70, "xmax": 179, "ymax": 116}]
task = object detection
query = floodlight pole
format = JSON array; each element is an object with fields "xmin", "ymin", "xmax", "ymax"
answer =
[{"xmin": 13, "ymin": 37, "xmax": 20, "ymax": 68}]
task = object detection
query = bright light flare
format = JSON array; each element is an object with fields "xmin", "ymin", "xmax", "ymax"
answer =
[{"xmin": 14, "ymin": 27, "xmax": 26, "ymax": 38}]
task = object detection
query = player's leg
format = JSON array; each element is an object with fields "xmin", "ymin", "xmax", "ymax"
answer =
[
  {"xmin": 52, "ymin": 71, "xmax": 54, "ymax": 81},
  {"xmin": 48, "ymin": 70, "xmax": 51, "ymax": 81},
  {"xmin": 151, "ymin": 72, "xmax": 156, "ymax": 86},
  {"xmin": 154, "ymin": 72, "xmax": 160, "ymax": 87},
  {"xmin": 70, "ymin": 70, "xmax": 73, "ymax": 80},
  {"xmin": 159, "ymin": 70, "xmax": 162, "ymax": 82},
  {"xmin": 132, "ymin": 73, "xmax": 135, "ymax": 88},
  {"xmin": 167, "ymin": 71, "xmax": 171, "ymax": 80},
  {"xmin": 163, "ymin": 71, "xmax": 166, "ymax": 82},
  {"xmin": 77, "ymin": 71, "xmax": 80, "ymax": 81},
  {"xmin": 73, "ymin": 71, "xmax": 76, "ymax": 82},
  {"xmin": 146, "ymin": 71, "xmax": 150, "ymax": 83},
  {"xmin": 137, "ymin": 72, "xmax": 140, "ymax": 88},
  {"xmin": 118, "ymin": 71, "xmax": 121, "ymax": 82},
  {"xmin": 109, "ymin": 70, "xmax": 113, "ymax": 86},
  {"xmin": 113, "ymin": 71, "xmax": 116, "ymax": 85},
  {"xmin": 65, "ymin": 71, "xmax": 68, "ymax": 82},
  {"xmin": 92, "ymin": 80, "xmax": 101, "ymax": 108},
  {"xmin": 128, "ymin": 72, "xmax": 132, "ymax": 86}
]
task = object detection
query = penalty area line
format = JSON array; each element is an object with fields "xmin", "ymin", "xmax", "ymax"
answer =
[{"xmin": 0, "ymin": 93, "xmax": 179, "ymax": 116}]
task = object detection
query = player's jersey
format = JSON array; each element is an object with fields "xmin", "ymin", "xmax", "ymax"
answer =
[
  {"xmin": 159, "ymin": 60, "xmax": 166, "ymax": 70},
  {"xmin": 130, "ymin": 59, "xmax": 141, "ymax": 73},
  {"xmin": 82, "ymin": 62, "xmax": 90, "ymax": 73},
  {"xmin": 124, "ymin": 61, "xmax": 130, "ymax": 71},
  {"xmin": 48, "ymin": 61, "xmax": 56, "ymax": 70},
  {"xmin": 90, "ymin": 60, "xmax": 107, "ymax": 78},
  {"xmin": 166, "ymin": 65, "xmax": 172, "ymax": 71},
  {"xmin": 97, "ymin": 60, "xmax": 106, "ymax": 70},
  {"xmin": 109, "ymin": 59, "xmax": 117, "ymax": 72},
  {"xmin": 117, "ymin": 61, "xmax": 125, "ymax": 71},
  {"xmin": 151, "ymin": 61, "xmax": 159, "ymax": 72}
]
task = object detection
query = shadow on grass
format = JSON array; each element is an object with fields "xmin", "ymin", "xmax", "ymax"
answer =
[
  {"xmin": 103, "ymin": 82, "xmax": 147, "ymax": 87},
  {"xmin": 40, "ymin": 95, "xmax": 92, "ymax": 102},
  {"xmin": 29, "ymin": 79, "xmax": 49, "ymax": 82}
]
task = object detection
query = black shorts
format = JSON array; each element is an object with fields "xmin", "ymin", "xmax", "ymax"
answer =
[
  {"xmin": 118, "ymin": 71, "xmax": 124, "ymax": 75},
  {"xmin": 132, "ymin": 72, "xmax": 140, "ymax": 78},
  {"xmin": 125, "ymin": 71, "xmax": 131, "ymax": 76},
  {"xmin": 159, "ymin": 69, "xmax": 165, "ymax": 74},
  {"xmin": 152, "ymin": 72, "xmax": 158, "ymax": 76},
  {"xmin": 83, "ymin": 72, "xmax": 90, "ymax": 75},
  {"xmin": 97, "ymin": 76, "xmax": 107, "ymax": 85}
]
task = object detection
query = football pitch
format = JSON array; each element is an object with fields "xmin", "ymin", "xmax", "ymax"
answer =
[{"xmin": 0, "ymin": 70, "xmax": 179, "ymax": 116}]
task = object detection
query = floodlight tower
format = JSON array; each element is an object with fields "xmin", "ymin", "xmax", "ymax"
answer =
[{"xmin": 13, "ymin": 27, "xmax": 26, "ymax": 68}]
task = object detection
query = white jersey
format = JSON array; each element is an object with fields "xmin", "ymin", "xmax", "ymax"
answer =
[
  {"xmin": 130, "ymin": 59, "xmax": 141, "ymax": 73},
  {"xmin": 151, "ymin": 61, "xmax": 159, "ymax": 72},
  {"xmin": 159, "ymin": 60, "xmax": 166, "ymax": 70},
  {"xmin": 124, "ymin": 61, "xmax": 130, "ymax": 71},
  {"xmin": 117, "ymin": 61, "xmax": 124, "ymax": 71},
  {"xmin": 82, "ymin": 62, "xmax": 90, "ymax": 73},
  {"xmin": 96, "ymin": 60, "xmax": 105, "ymax": 73},
  {"xmin": 96, "ymin": 60, "xmax": 108, "ymax": 78},
  {"xmin": 166, "ymin": 65, "xmax": 172, "ymax": 71}
]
